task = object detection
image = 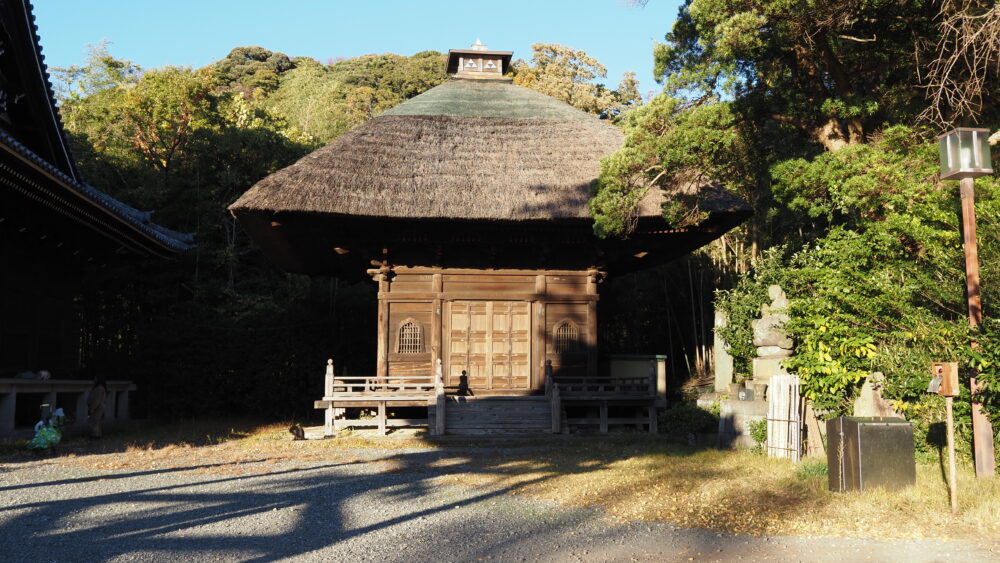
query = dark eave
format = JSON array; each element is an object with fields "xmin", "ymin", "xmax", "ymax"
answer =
[
  {"xmin": 0, "ymin": 131, "xmax": 194, "ymax": 257},
  {"xmin": 0, "ymin": 0, "xmax": 193, "ymax": 258}
]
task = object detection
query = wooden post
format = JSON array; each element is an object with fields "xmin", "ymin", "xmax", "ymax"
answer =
[
  {"xmin": 537, "ymin": 302, "xmax": 547, "ymax": 387},
  {"xmin": 648, "ymin": 406, "xmax": 658, "ymax": 434},
  {"xmin": 535, "ymin": 275, "xmax": 547, "ymax": 390},
  {"xmin": 435, "ymin": 359, "xmax": 446, "ymax": 436},
  {"xmin": 959, "ymin": 177, "xmax": 996, "ymax": 478},
  {"xmin": 599, "ymin": 403, "xmax": 609, "ymax": 434},
  {"xmin": 431, "ymin": 272, "xmax": 442, "ymax": 387},
  {"xmin": 376, "ymin": 268, "xmax": 390, "ymax": 384},
  {"xmin": 377, "ymin": 401, "xmax": 387, "ymax": 436},
  {"xmin": 324, "ymin": 358, "xmax": 335, "ymax": 437},
  {"xmin": 586, "ymin": 271, "xmax": 600, "ymax": 378},
  {"xmin": 547, "ymin": 368, "xmax": 561, "ymax": 434},
  {"xmin": 946, "ymin": 395, "xmax": 959, "ymax": 514}
]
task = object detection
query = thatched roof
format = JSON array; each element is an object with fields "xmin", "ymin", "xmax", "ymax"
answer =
[{"xmin": 231, "ymin": 78, "xmax": 634, "ymax": 221}]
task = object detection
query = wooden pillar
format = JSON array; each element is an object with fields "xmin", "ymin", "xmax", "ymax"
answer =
[
  {"xmin": 324, "ymin": 358, "xmax": 335, "ymax": 437},
  {"xmin": 377, "ymin": 401, "xmax": 387, "ymax": 436},
  {"xmin": 549, "ymin": 373, "xmax": 561, "ymax": 434},
  {"xmin": 376, "ymin": 268, "xmax": 391, "ymax": 382},
  {"xmin": 435, "ymin": 359, "xmax": 446, "ymax": 436},
  {"xmin": 431, "ymin": 273, "xmax": 442, "ymax": 381},
  {"xmin": 599, "ymin": 403, "xmax": 608, "ymax": 434},
  {"xmin": 648, "ymin": 406, "xmax": 658, "ymax": 434},
  {"xmin": 535, "ymin": 274, "xmax": 547, "ymax": 389},
  {"xmin": 586, "ymin": 272, "xmax": 599, "ymax": 378},
  {"xmin": 959, "ymin": 177, "xmax": 996, "ymax": 477}
]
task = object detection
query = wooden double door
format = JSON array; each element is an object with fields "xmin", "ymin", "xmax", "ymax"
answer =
[{"xmin": 447, "ymin": 301, "xmax": 531, "ymax": 391}]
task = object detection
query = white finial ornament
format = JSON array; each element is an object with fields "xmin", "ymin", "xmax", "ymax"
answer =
[{"xmin": 471, "ymin": 38, "xmax": 488, "ymax": 51}]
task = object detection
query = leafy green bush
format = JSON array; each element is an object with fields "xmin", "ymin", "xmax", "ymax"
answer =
[
  {"xmin": 969, "ymin": 319, "xmax": 1000, "ymax": 430},
  {"xmin": 748, "ymin": 418, "xmax": 767, "ymax": 455},
  {"xmin": 659, "ymin": 403, "xmax": 719, "ymax": 436}
]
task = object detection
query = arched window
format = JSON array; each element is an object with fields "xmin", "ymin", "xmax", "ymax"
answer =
[
  {"xmin": 554, "ymin": 320, "xmax": 580, "ymax": 354},
  {"xmin": 398, "ymin": 320, "xmax": 423, "ymax": 353}
]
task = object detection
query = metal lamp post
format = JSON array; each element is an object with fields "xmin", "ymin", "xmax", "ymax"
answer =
[{"xmin": 937, "ymin": 127, "xmax": 996, "ymax": 478}]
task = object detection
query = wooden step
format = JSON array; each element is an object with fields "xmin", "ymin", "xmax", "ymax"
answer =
[{"xmin": 435, "ymin": 396, "xmax": 554, "ymax": 435}]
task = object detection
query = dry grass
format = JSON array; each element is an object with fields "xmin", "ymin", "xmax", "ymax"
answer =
[
  {"xmin": 432, "ymin": 440, "xmax": 1000, "ymax": 541},
  {"xmin": 4, "ymin": 420, "xmax": 998, "ymax": 542}
]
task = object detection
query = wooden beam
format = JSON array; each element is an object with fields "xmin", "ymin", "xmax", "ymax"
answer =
[
  {"xmin": 335, "ymin": 418, "xmax": 429, "ymax": 429},
  {"xmin": 377, "ymin": 292, "xmax": 598, "ymax": 302}
]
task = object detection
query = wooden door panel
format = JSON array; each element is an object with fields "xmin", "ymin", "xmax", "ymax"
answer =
[{"xmin": 448, "ymin": 300, "xmax": 531, "ymax": 391}]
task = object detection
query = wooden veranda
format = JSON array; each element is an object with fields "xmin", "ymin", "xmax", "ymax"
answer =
[{"xmin": 315, "ymin": 358, "xmax": 662, "ymax": 436}]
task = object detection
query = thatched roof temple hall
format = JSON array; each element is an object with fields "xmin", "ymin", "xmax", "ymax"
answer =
[{"xmin": 229, "ymin": 41, "xmax": 749, "ymax": 435}]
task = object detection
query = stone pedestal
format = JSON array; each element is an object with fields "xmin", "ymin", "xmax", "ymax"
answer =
[{"xmin": 752, "ymin": 356, "xmax": 789, "ymax": 383}]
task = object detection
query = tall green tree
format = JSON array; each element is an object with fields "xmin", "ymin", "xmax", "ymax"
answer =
[
  {"xmin": 512, "ymin": 43, "xmax": 643, "ymax": 117},
  {"xmin": 210, "ymin": 46, "xmax": 296, "ymax": 97},
  {"xmin": 655, "ymin": 0, "xmax": 939, "ymax": 152}
]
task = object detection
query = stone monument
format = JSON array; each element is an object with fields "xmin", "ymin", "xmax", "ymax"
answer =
[
  {"xmin": 714, "ymin": 309, "xmax": 735, "ymax": 392},
  {"xmin": 751, "ymin": 285, "xmax": 794, "ymax": 383}
]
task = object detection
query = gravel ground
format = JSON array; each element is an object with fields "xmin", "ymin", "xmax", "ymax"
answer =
[{"xmin": 1, "ymin": 447, "xmax": 996, "ymax": 563}]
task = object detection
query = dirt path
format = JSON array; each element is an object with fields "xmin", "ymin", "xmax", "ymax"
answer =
[{"xmin": 1, "ymin": 444, "xmax": 994, "ymax": 562}]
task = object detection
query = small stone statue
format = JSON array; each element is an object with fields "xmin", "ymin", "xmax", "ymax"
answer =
[{"xmin": 752, "ymin": 285, "xmax": 794, "ymax": 358}]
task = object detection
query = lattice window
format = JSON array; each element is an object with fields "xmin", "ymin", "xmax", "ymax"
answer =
[
  {"xmin": 554, "ymin": 321, "xmax": 580, "ymax": 354},
  {"xmin": 398, "ymin": 320, "xmax": 423, "ymax": 353}
]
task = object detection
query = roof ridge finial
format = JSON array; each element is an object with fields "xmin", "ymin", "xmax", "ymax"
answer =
[{"xmin": 471, "ymin": 38, "xmax": 488, "ymax": 51}]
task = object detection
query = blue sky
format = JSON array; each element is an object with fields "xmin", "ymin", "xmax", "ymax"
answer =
[{"xmin": 33, "ymin": 0, "xmax": 683, "ymax": 99}]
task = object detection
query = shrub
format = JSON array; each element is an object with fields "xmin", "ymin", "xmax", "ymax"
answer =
[
  {"xmin": 659, "ymin": 403, "xmax": 719, "ymax": 436},
  {"xmin": 748, "ymin": 418, "xmax": 767, "ymax": 455}
]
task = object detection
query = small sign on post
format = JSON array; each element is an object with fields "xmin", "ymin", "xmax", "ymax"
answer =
[
  {"xmin": 930, "ymin": 361, "xmax": 960, "ymax": 515},
  {"xmin": 928, "ymin": 362, "xmax": 959, "ymax": 396}
]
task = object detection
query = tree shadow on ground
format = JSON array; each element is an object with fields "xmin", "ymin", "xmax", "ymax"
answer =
[{"xmin": 0, "ymin": 428, "xmax": 833, "ymax": 560}]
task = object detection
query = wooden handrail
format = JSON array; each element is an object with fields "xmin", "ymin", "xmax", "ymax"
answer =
[
  {"xmin": 327, "ymin": 372, "xmax": 437, "ymax": 397},
  {"xmin": 553, "ymin": 376, "xmax": 654, "ymax": 396}
]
